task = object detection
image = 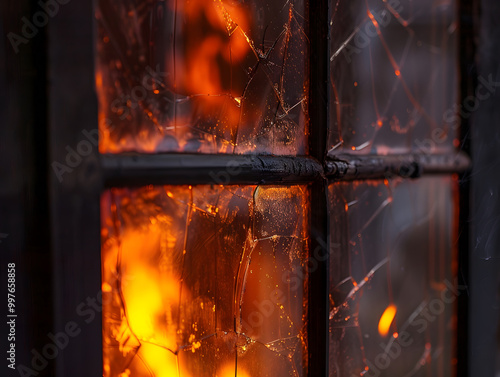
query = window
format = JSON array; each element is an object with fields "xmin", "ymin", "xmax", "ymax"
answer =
[
  {"xmin": 28, "ymin": 0, "xmax": 475, "ymax": 376},
  {"xmin": 94, "ymin": 0, "xmax": 470, "ymax": 376}
]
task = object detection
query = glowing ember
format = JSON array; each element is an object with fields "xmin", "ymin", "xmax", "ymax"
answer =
[{"xmin": 378, "ymin": 305, "xmax": 397, "ymax": 337}]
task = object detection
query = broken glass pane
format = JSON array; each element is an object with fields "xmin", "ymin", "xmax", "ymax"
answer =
[
  {"xmin": 96, "ymin": 0, "xmax": 308, "ymax": 155},
  {"xmin": 328, "ymin": 176, "xmax": 458, "ymax": 377},
  {"xmin": 101, "ymin": 185, "xmax": 308, "ymax": 377},
  {"xmin": 329, "ymin": 0, "xmax": 458, "ymax": 155}
]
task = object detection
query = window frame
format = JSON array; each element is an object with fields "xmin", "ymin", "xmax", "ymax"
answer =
[{"xmin": 46, "ymin": 1, "xmax": 471, "ymax": 377}]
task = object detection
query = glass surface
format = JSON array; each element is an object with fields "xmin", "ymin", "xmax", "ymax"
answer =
[
  {"xmin": 96, "ymin": 0, "xmax": 308, "ymax": 155},
  {"xmin": 101, "ymin": 185, "xmax": 309, "ymax": 377},
  {"xmin": 328, "ymin": 176, "xmax": 458, "ymax": 377},
  {"xmin": 329, "ymin": 0, "xmax": 458, "ymax": 154}
]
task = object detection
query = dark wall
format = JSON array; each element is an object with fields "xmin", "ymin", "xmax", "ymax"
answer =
[
  {"xmin": 1, "ymin": 0, "xmax": 101, "ymax": 376},
  {"xmin": 469, "ymin": 0, "xmax": 500, "ymax": 376},
  {"xmin": 0, "ymin": 0, "xmax": 54, "ymax": 376}
]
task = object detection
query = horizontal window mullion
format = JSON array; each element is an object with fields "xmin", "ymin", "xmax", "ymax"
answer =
[
  {"xmin": 101, "ymin": 154, "xmax": 324, "ymax": 187},
  {"xmin": 326, "ymin": 152, "xmax": 471, "ymax": 181},
  {"xmin": 101, "ymin": 151, "xmax": 471, "ymax": 187}
]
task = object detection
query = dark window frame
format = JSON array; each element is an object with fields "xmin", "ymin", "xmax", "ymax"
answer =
[{"xmin": 44, "ymin": 1, "xmax": 473, "ymax": 377}]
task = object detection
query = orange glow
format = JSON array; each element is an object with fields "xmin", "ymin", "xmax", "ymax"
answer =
[
  {"xmin": 97, "ymin": 0, "xmax": 252, "ymax": 153},
  {"xmin": 176, "ymin": 0, "xmax": 252, "ymax": 92},
  {"xmin": 378, "ymin": 305, "xmax": 397, "ymax": 337},
  {"xmin": 97, "ymin": 0, "xmax": 308, "ymax": 155},
  {"xmin": 95, "ymin": 72, "xmax": 103, "ymax": 91},
  {"xmin": 101, "ymin": 221, "xmax": 186, "ymax": 376},
  {"xmin": 139, "ymin": 344, "xmax": 180, "ymax": 377},
  {"xmin": 219, "ymin": 364, "xmax": 250, "ymax": 377},
  {"xmin": 367, "ymin": 10, "xmax": 380, "ymax": 31},
  {"xmin": 101, "ymin": 185, "xmax": 309, "ymax": 376},
  {"xmin": 101, "ymin": 282, "xmax": 112, "ymax": 293}
]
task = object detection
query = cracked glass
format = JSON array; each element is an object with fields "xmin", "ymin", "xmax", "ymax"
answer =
[
  {"xmin": 101, "ymin": 185, "xmax": 309, "ymax": 377},
  {"xmin": 328, "ymin": 0, "xmax": 458, "ymax": 155},
  {"xmin": 96, "ymin": 0, "xmax": 308, "ymax": 155},
  {"xmin": 328, "ymin": 176, "xmax": 458, "ymax": 377}
]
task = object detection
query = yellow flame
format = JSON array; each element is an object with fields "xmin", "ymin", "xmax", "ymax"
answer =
[
  {"xmin": 378, "ymin": 305, "xmax": 397, "ymax": 337},
  {"xmin": 139, "ymin": 344, "xmax": 180, "ymax": 377}
]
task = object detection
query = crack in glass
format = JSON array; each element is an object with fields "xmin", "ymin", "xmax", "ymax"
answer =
[
  {"xmin": 329, "ymin": 0, "xmax": 458, "ymax": 155},
  {"xmin": 101, "ymin": 185, "xmax": 309, "ymax": 377},
  {"xmin": 328, "ymin": 176, "xmax": 458, "ymax": 377},
  {"xmin": 96, "ymin": 0, "xmax": 308, "ymax": 155}
]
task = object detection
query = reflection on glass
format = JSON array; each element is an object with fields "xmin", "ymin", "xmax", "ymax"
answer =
[
  {"xmin": 96, "ymin": 0, "xmax": 308, "ymax": 155},
  {"xmin": 328, "ymin": 176, "xmax": 458, "ymax": 377},
  {"xmin": 101, "ymin": 185, "xmax": 308, "ymax": 376},
  {"xmin": 329, "ymin": 0, "xmax": 458, "ymax": 154}
]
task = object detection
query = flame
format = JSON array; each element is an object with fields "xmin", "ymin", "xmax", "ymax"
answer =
[
  {"xmin": 103, "ymin": 225, "xmax": 185, "ymax": 375},
  {"xmin": 97, "ymin": 0, "xmax": 252, "ymax": 153},
  {"xmin": 138, "ymin": 344, "xmax": 180, "ymax": 377},
  {"xmin": 101, "ymin": 186, "xmax": 309, "ymax": 376},
  {"xmin": 378, "ymin": 304, "xmax": 397, "ymax": 337}
]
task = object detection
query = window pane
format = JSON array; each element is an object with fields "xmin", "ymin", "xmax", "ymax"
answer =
[
  {"xmin": 96, "ymin": 0, "xmax": 308, "ymax": 155},
  {"xmin": 328, "ymin": 176, "xmax": 458, "ymax": 376},
  {"xmin": 101, "ymin": 185, "xmax": 309, "ymax": 377},
  {"xmin": 328, "ymin": 0, "xmax": 458, "ymax": 154}
]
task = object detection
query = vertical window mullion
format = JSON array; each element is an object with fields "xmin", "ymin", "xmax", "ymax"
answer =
[{"xmin": 307, "ymin": 0, "xmax": 330, "ymax": 375}]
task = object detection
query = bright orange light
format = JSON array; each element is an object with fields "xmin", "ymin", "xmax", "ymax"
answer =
[
  {"xmin": 139, "ymin": 343, "xmax": 181, "ymax": 377},
  {"xmin": 395, "ymin": 70, "xmax": 401, "ymax": 76},
  {"xmin": 378, "ymin": 305, "xmax": 397, "ymax": 337},
  {"xmin": 95, "ymin": 72, "xmax": 103, "ymax": 90},
  {"xmin": 219, "ymin": 364, "xmax": 250, "ymax": 377}
]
